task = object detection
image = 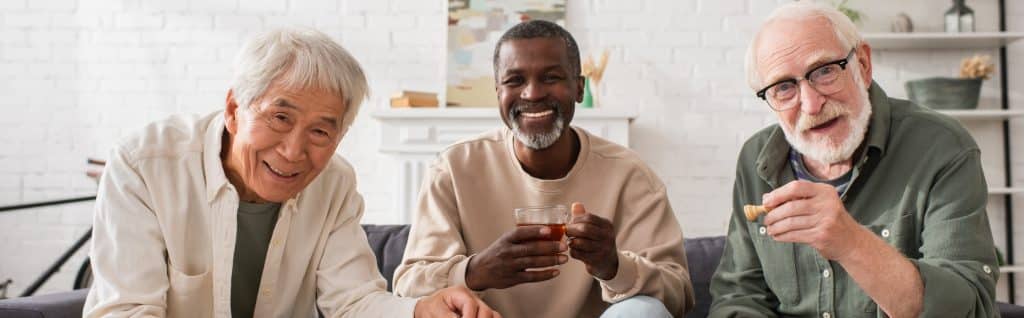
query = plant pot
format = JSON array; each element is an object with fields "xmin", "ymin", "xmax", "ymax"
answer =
[{"xmin": 905, "ymin": 77, "xmax": 982, "ymax": 110}]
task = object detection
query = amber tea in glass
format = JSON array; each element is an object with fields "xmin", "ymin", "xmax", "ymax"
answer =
[{"xmin": 514, "ymin": 205, "xmax": 569, "ymax": 241}]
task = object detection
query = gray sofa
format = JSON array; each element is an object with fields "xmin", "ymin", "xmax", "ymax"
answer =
[{"xmin": 3, "ymin": 224, "xmax": 1023, "ymax": 317}]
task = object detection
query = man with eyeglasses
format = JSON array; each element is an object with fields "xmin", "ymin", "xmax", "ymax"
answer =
[{"xmin": 709, "ymin": 2, "xmax": 998, "ymax": 318}]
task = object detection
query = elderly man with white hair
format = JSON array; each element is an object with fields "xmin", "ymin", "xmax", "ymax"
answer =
[
  {"xmin": 709, "ymin": 2, "xmax": 998, "ymax": 318},
  {"xmin": 83, "ymin": 28, "xmax": 499, "ymax": 318}
]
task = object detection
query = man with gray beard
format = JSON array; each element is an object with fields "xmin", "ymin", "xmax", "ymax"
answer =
[
  {"xmin": 393, "ymin": 20, "xmax": 694, "ymax": 318},
  {"xmin": 709, "ymin": 2, "xmax": 998, "ymax": 318}
]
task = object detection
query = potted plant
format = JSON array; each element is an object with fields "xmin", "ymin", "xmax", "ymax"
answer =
[
  {"xmin": 835, "ymin": 0, "xmax": 863, "ymax": 25},
  {"xmin": 579, "ymin": 49, "xmax": 608, "ymax": 108},
  {"xmin": 905, "ymin": 54, "xmax": 994, "ymax": 109}
]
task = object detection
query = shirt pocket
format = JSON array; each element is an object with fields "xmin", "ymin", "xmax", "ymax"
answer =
[
  {"xmin": 749, "ymin": 222, "xmax": 801, "ymax": 306},
  {"xmin": 166, "ymin": 266, "xmax": 212, "ymax": 317}
]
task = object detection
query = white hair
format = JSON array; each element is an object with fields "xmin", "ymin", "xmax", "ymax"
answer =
[
  {"xmin": 231, "ymin": 27, "xmax": 369, "ymax": 136},
  {"xmin": 745, "ymin": 1, "xmax": 864, "ymax": 90}
]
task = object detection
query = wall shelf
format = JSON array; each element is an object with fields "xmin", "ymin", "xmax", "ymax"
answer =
[
  {"xmin": 1003, "ymin": 265, "xmax": 1024, "ymax": 274},
  {"xmin": 867, "ymin": 7, "xmax": 1021, "ymax": 303},
  {"xmin": 864, "ymin": 32, "xmax": 1024, "ymax": 50},
  {"xmin": 991, "ymin": 187, "xmax": 1024, "ymax": 195},
  {"xmin": 937, "ymin": 109, "xmax": 1024, "ymax": 120}
]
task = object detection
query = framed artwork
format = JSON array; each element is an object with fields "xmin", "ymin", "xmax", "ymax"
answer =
[{"xmin": 446, "ymin": 0, "xmax": 566, "ymax": 107}]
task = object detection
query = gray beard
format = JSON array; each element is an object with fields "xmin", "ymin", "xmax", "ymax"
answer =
[
  {"xmin": 781, "ymin": 62, "xmax": 873, "ymax": 165},
  {"xmin": 781, "ymin": 87, "xmax": 872, "ymax": 164},
  {"xmin": 509, "ymin": 111, "xmax": 565, "ymax": 150}
]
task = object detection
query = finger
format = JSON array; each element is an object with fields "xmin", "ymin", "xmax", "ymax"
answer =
[
  {"xmin": 506, "ymin": 225, "xmax": 552, "ymax": 243},
  {"xmin": 476, "ymin": 299, "xmax": 497, "ymax": 318},
  {"xmin": 762, "ymin": 199, "xmax": 816, "ymax": 226},
  {"xmin": 763, "ymin": 180, "xmax": 821, "ymax": 210},
  {"xmin": 568, "ymin": 249, "xmax": 604, "ymax": 266},
  {"xmin": 568, "ymin": 213, "xmax": 613, "ymax": 230},
  {"xmin": 765, "ymin": 214, "xmax": 817, "ymax": 236},
  {"xmin": 567, "ymin": 237, "xmax": 604, "ymax": 253},
  {"xmin": 508, "ymin": 240, "xmax": 567, "ymax": 257},
  {"xmin": 571, "ymin": 202, "xmax": 586, "ymax": 218},
  {"xmin": 514, "ymin": 268, "xmax": 559, "ymax": 284},
  {"xmin": 451, "ymin": 291, "xmax": 480, "ymax": 318},
  {"xmin": 566, "ymin": 222, "xmax": 612, "ymax": 241},
  {"xmin": 569, "ymin": 248, "xmax": 593, "ymax": 262},
  {"xmin": 513, "ymin": 254, "xmax": 569, "ymax": 270}
]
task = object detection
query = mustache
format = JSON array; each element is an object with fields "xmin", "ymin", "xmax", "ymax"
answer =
[
  {"xmin": 796, "ymin": 101, "xmax": 851, "ymax": 131},
  {"xmin": 509, "ymin": 100, "xmax": 560, "ymax": 118}
]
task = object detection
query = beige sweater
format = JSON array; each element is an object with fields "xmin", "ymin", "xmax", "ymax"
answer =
[{"xmin": 393, "ymin": 126, "xmax": 694, "ymax": 318}]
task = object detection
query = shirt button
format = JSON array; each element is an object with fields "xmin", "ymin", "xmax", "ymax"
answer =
[
  {"xmin": 823, "ymin": 269, "xmax": 831, "ymax": 278},
  {"xmin": 983, "ymin": 265, "xmax": 992, "ymax": 274},
  {"xmin": 759, "ymin": 226, "xmax": 767, "ymax": 235},
  {"xmin": 262, "ymin": 288, "xmax": 270, "ymax": 294},
  {"xmin": 881, "ymin": 229, "xmax": 891, "ymax": 238},
  {"xmin": 822, "ymin": 312, "xmax": 831, "ymax": 318}
]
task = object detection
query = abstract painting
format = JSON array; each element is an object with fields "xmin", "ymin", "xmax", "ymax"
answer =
[{"xmin": 447, "ymin": 0, "xmax": 566, "ymax": 107}]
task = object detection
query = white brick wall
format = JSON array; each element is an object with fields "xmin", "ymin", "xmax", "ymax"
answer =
[{"xmin": 1, "ymin": 0, "xmax": 1022, "ymax": 302}]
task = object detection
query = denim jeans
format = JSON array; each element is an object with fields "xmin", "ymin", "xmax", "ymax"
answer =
[{"xmin": 600, "ymin": 295, "xmax": 672, "ymax": 318}]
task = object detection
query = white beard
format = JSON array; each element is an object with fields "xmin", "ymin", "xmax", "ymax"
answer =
[
  {"xmin": 781, "ymin": 82, "xmax": 872, "ymax": 164},
  {"xmin": 510, "ymin": 110, "xmax": 565, "ymax": 150}
]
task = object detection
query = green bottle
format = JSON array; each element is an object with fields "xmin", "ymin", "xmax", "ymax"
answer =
[{"xmin": 580, "ymin": 77, "xmax": 594, "ymax": 108}]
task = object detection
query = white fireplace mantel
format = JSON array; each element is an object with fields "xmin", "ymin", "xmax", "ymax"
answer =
[{"xmin": 372, "ymin": 107, "xmax": 637, "ymax": 223}]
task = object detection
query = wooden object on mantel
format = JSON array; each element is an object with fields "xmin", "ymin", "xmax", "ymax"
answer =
[{"xmin": 390, "ymin": 90, "xmax": 439, "ymax": 108}]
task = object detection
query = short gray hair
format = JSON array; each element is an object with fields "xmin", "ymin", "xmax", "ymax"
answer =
[
  {"xmin": 231, "ymin": 27, "xmax": 369, "ymax": 135},
  {"xmin": 745, "ymin": 1, "xmax": 863, "ymax": 90}
]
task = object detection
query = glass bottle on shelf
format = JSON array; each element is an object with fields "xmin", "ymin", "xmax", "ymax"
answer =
[{"xmin": 945, "ymin": 0, "xmax": 975, "ymax": 33}]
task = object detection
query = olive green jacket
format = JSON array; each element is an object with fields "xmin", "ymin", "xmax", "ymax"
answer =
[{"xmin": 709, "ymin": 82, "xmax": 999, "ymax": 318}]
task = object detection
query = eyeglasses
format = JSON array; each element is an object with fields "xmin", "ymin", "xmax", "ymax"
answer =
[{"xmin": 755, "ymin": 48, "xmax": 856, "ymax": 111}]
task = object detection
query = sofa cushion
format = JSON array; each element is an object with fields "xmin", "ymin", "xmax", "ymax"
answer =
[
  {"xmin": 0, "ymin": 289, "xmax": 87, "ymax": 318},
  {"xmin": 360, "ymin": 224, "xmax": 411, "ymax": 292},
  {"xmin": 1003, "ymin": 302, "xmax": 1024, "ymax": 317},
  {"xmin": 683, "ymin": 236, "xmax": 725, "ymax": 318}
]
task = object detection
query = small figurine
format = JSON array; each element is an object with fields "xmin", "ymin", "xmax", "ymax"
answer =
[{"xmin": 891, "ymin": 13, "xmax": 914, "ymax": 33}]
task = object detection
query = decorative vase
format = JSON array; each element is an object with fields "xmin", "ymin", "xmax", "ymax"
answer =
[
  {"xmin": 580, "ymin": 77, "xmax": 594, "ymax": 108},
  {"xmin": 945, "ymin": 0, "xmax": 975, "ymax": 33},
  {"xmin": 905, "ymin": 77, "xmax": 982, "ymax": 110},
  {"xmin": 891, "ymin": 13, "xmax": 913, "ymax": 33}
]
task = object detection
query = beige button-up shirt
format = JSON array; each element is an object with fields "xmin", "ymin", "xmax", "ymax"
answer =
[{"xmin": 84, "ymin": 111, "xmax": 417, "ymax": 318}]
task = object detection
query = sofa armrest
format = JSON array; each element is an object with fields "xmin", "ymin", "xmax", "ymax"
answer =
[
  {"xmin": 1001, "ymin": 301, "xmax": 1024, "ymax": 318},
  {"xmin": 0, "ymin": 289, "xmax": 88, "ymax": 318}
]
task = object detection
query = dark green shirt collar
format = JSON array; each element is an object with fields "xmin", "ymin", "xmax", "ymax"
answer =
[{"xmin": 755, "ymin": 81, "xmax": 891, "ymax": 186}]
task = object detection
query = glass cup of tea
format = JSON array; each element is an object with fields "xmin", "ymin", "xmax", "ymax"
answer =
[{"xmin": 514, "ymin": 205, "xmax": 570, "ymax": 241}]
